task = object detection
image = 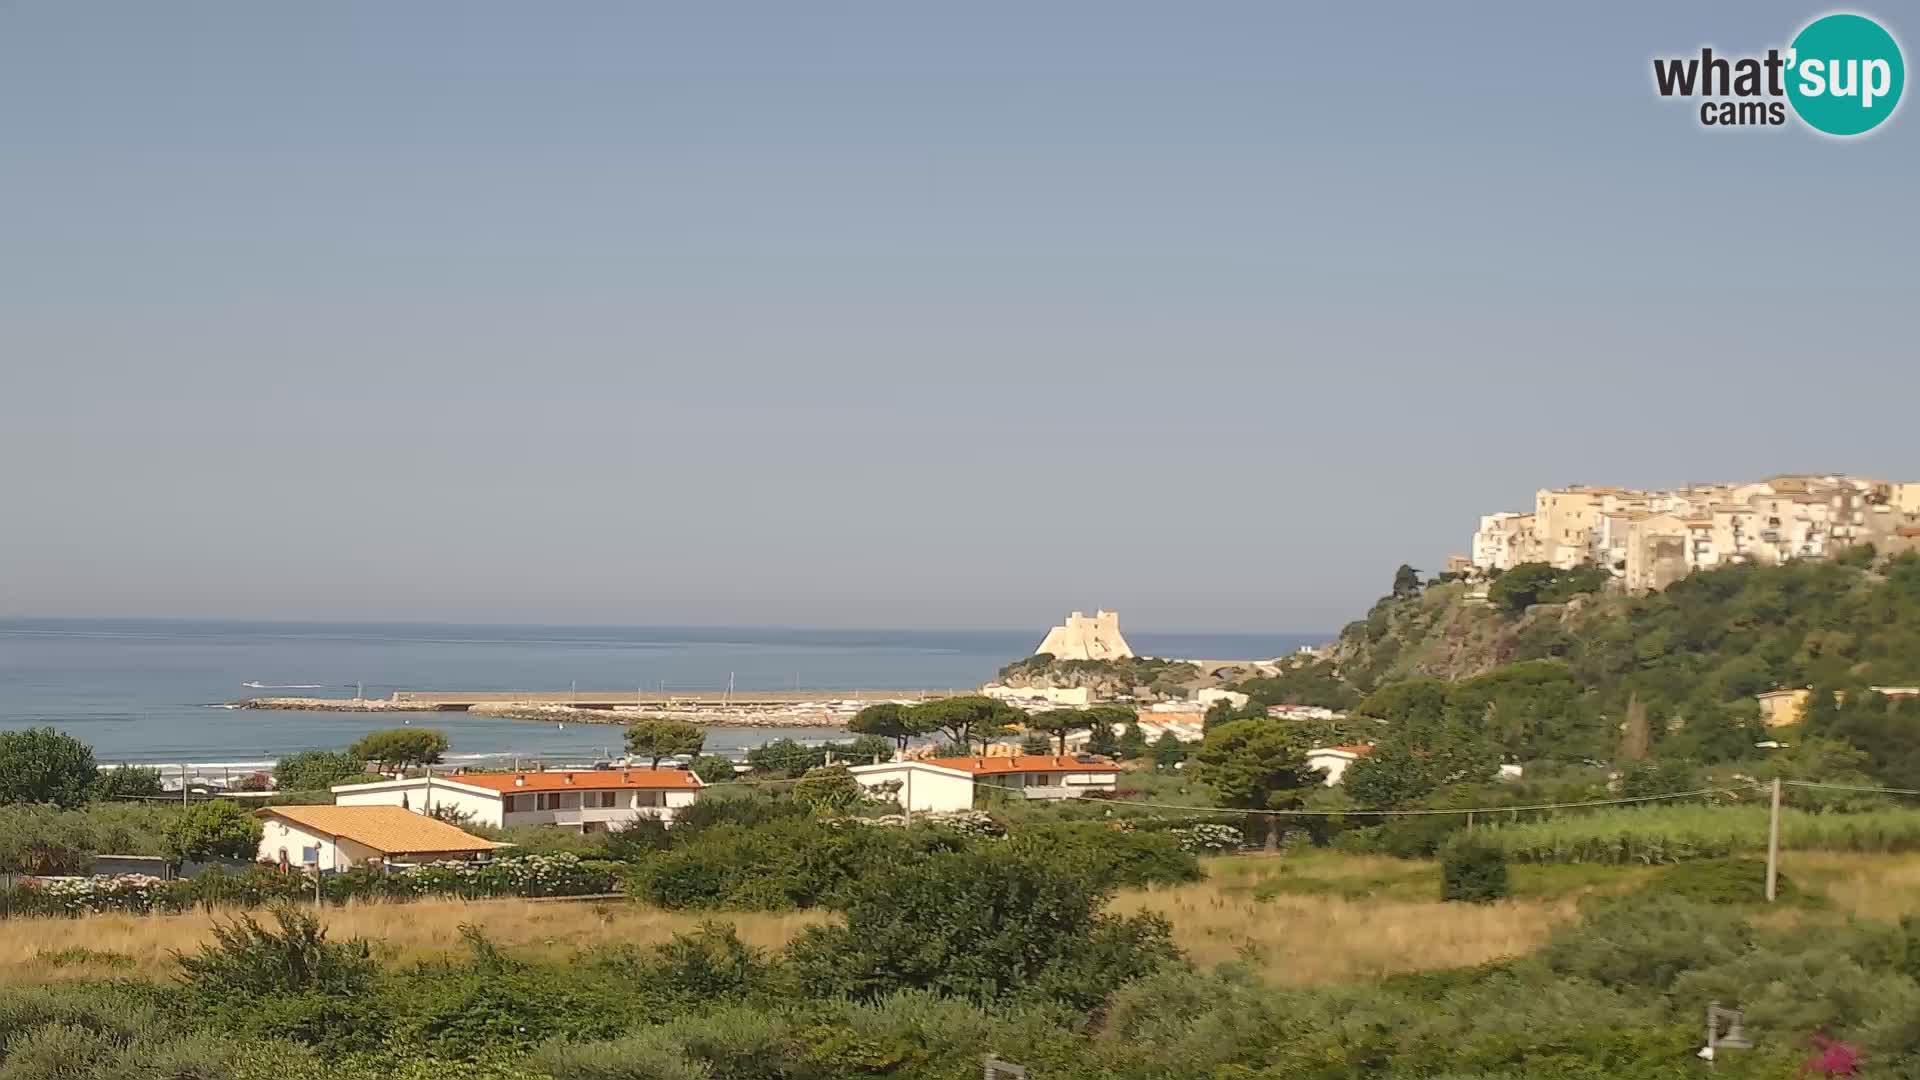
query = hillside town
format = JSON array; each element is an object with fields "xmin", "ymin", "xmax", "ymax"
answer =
[{"xmin": 1462, "ymin": 474, "xmax": 1920, "ymax": 592}]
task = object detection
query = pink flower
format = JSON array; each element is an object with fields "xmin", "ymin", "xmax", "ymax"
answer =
[{"xmin": 1803, "ymin": 1033, "xmax": 1861, "ymax": 1076}]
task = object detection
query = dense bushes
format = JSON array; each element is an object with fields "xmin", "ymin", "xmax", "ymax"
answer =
[
  {"xmin": 786, "ymin": 843, "xmax": 1180, "ymax": 1009},
  {"xmin": 628, "ymin": 817, "xmax": 967, "ymax": 910},
  {"xmin": 1439, "ymin": 834, "xmax": 1508, "ymax": 902}
]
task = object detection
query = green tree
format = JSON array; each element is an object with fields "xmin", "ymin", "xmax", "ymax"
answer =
[
  {"xmin": 1117, "ymin": 721, "xmax": 1149, "ymax": 760},
  {"xmin": 785, "ymin": 843, "xmax": 1177, "ymax": 1008},
  {"xmin": 272, "ymin": 749, "xmax": 368, "ymax": 793},
  {"xmin": 1190, "ymin": 719, "xmax": 1322, "ymax": 849},
  {"xmin": 746, "ymin": 737, "xmax": 822, "ymax": 778},
  {"xmin": 1026, "ymin": 709, "xmax": 1091, "ymax": 755},
  {"xmin": 1486, "ymin": 561, "xmax": 1561, "ymax": 614},
  {"xmin": 792, "ymin": 765, "xmax": 865, "ymax": 815},
  {"xmin": 1020, "ymin": 733, "xmax": 1054, "ymax": 755},
  {"xmin": 688, "ymin": 755, "xmax": 738, "ymax": 784},
  {"xmin": 347, "ymin": 728, "xmax": 448, "ymax": 771},
  {"xmin": 847, "ymin": 702, "xmax": 927, "ymax": 752},
  {"xmin": 92, "ymin": 764, "xmax": 164, "ymax": 800},
  {"xmin": 1151, "ymin": 731, "xmax": 1186, "ymax": 769},
  {"xmin": 0, "ymin": 728, "xmax": 99, "ymax": 809},
  {"xmin": 1344, "ymin": 711, "xmax": 1497, "ymax": 811},
  {"xmin": 1086, "ymin": 721, "xmax": 1121, "ymax": 758},
  {"xmin": 910, "ymin": 696, "xmax": 1023, "ymax": 753},
  {"xmin": 625, "ymin": 720, "xmax": 707, "ymax": 769},
  {"xmin": 164, "ymin": 799, "xmax": 264, "ymax": 866}
]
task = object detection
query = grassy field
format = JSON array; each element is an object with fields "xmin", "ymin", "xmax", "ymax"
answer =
[
  {"xmin": 3, "ymin": 850, "xmax": 1915, "ymax": 987},
  {"xmin": 0, "ymin": 898, "xmax": 829, "ymax": 984}
]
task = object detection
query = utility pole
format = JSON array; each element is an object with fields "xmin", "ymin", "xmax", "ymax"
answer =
[{"xmin": 1766, "ymin": 777, "xmax": 1783, "ymax": 902}]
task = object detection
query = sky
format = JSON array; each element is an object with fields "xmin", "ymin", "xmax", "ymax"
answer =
[{"xmin": 1, "ymin": 2, "xmax": 1915, "ymax": 634}]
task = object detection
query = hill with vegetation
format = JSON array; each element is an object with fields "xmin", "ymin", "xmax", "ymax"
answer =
[{"xmin": 1235, "ymin": 550, "xmax": 1920, "ymax": 789}]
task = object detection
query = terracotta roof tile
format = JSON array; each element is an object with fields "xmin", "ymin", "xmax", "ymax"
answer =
[
  {"xmin": 923, "ymin": 754, "xmax": 1117, "ymax": 776},
  {"xmin": 452, "ymin": 770, "xmax": 703, "ymax": 793},
  {"xmin": 259, "ymin": 805, "xmax": 499, "ymax": 856}
]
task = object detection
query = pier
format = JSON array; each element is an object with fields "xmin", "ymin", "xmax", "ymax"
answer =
[{"xmin": 387, "ymin": 688, "xmax": 960, "ymax": 711}]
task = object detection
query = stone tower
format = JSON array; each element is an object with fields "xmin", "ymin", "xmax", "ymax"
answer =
[{"xmin": 1033, "ymin": 610, "xmax": 1134, "ymax": 661}]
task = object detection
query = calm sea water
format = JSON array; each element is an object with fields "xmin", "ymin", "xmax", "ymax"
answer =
[{"xmin": 0, "ymin": 619, "xmax": 1323, "ymax": 765}]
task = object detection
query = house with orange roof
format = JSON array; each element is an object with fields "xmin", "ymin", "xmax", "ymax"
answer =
[
  {"xmin": 256, "ymin": 804, "xmax": 500, "ymax": 872},
  {"xmin": 331, "ymin": 767, "xmax": 704, "ymax": 833},
  {"xmin": 920, "ymin": 753, "xmax": 1120, "ymax": 801}
]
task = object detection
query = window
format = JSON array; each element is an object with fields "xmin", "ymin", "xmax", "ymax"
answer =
[
  {"xmin": 592, "ymin": 791, "xmax": 617, "ymax": 808},
  {"xmin": 536, "ymin": 792, "xmax": 561, "ymax": 811}
]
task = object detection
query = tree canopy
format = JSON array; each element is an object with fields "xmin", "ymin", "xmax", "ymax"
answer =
[
  {"xmin": 273, "ymin": 750, "xmax": 372, "ymax": 793},
  {"xmin": 912, "ymin": 696, "xmax": 1024, "ymax": 753},
  {"xmin": 347, "ymin": 728, "xmax": 448, "ymax": 770},
  {"xmin": 1190, "ymin": 719, "xmax": 1323, "ymax": 848},
  {"xmin": 847, "ymin": 703, "xmax": 929, "ymax": 751},
  {"xmin": 0, "ymin": 727, "xmax": 99, "ymax": 808},
  {"xmin": 164, "ymin": 799, "xmax": 264, "ymax": 866},
  {"xmin": 625, "ymin": 720, "xmax": 707, "ymax": 769}
]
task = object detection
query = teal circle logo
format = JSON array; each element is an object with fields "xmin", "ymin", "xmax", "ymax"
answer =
[{"xmin": 1786, "ymin": 13, "xmax": 1905, "ymax": 136}]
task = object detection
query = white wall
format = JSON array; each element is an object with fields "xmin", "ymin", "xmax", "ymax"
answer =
[
  {"xmin": 333, "ymin": 780, "xmax": 506, "ymax": 827},
  {"xmin": 332, "ymin": 779, "xmax": 700, "ymax": 830},
  {"xmin": 1306, "ymin": 752, "xmax": 1357, "ymax": 786},
  {"xmin": 976, "ymin": 769, "xmax": 1118, "ymax": 799},
  {"xmin": 850, "ymin": 763, "xmax": 976, "ymax": 814},
  {"xmin": 257, "ymin": 818, "xmax": 381, "ymax": 872}
]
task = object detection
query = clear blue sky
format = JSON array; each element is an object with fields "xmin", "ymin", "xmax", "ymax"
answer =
[{"xmin": 2, "ymin": 2, "xmax": 1914, "ymax": 633}]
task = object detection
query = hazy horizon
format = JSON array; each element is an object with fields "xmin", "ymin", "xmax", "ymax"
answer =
[{"xmin": 4, "ymin": 2, "xmax": 1915, "ymax": 633}]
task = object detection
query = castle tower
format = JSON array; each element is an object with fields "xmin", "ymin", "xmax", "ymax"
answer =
[{"xmin": 1033, "ymin": 609, "xmax": 1134, "ymax": 661}]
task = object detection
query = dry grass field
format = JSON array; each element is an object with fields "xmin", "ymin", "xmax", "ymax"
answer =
[
  {"xmin": 0, "ymin": 897, "xmax": 829, "ymax": 984},
  {"xmin": 2, "ymin": 850, "xmax": 1914, "ymax": 988}
]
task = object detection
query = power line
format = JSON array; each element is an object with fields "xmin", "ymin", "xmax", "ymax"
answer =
[
  {"xmin": 1783, "ymin": 779, "xmax": 1920, "ymax": 797},
  {"xmin": 1038, "ymin": 786, "xmax": 1750, "ymax": 819}
]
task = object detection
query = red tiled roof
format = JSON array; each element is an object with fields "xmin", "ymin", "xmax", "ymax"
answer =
[
  {"xmin": 451, "ymin": 769, "xmax": 703, "ymax": 793},
  {"xmin": 924, "ymin": 754, "xmax": 1118, "ymax": 776}
]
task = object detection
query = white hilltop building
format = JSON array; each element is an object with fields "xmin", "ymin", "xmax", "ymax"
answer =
[{"xmin": 1033, "ymin": 610, "xmax": 1134, "ymax": 661}]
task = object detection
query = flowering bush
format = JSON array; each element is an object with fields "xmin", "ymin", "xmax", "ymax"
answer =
[
  {"xmin": 11, "ymin": 873, "xmax": 172, "ymax": 915},
  {"xmin": 1169, "ymin": 823, "xmax": 1243, "ymax": 853},
  {"xmin": 0, "ymin": 853, "xmax": 618, "ymax": 918},
  {"xmin": 854, "ymin": 810, "xmax": 1006, "ymax": 839}
]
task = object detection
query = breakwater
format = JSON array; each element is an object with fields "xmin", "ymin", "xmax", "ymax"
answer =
[{"xmin": 232, "ymin": 688, "xmax": 964, "ymax": 728}]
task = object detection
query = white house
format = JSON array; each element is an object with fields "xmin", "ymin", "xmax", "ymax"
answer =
[
  {"xmin": 926, "ymin": 754, "xmax": 1120, "ymax": 800},
  {"xmin": 1305, "ymin": 745, "xmax": 1374, "ymax": 786},
  {"xmin": 256, "ymin": 805, "xmax": 499, "ymax": 872},
  {"xmin": 847, "ymin": 760, "xmax": 978, "ymax": 814},
  {"xmin": 331, "ymin": 768, "xmax": 704, "ymax": 832}
]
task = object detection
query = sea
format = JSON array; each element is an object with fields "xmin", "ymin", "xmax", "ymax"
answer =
[{"xmin": 0, "ymin": 618, "xmax": 1324, "ymax": 769}]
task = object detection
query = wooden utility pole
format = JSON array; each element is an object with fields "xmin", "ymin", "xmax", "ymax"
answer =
[{"xmin": 1765, "ymin": 778, "xmax": 1783, "ymax": 902}]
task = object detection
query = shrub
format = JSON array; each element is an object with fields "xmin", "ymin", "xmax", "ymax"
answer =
[
  {"xmin": 92, "ymin": 765, "xmax": 164, "ymax": 800},
  {"xmin": 176, "ymin": 907, "xmax": 376, "ymax": 998},
  {"xmin": 0, "ymin": 804, "xmax": 97, "ymax": 875},
  {"xmin": 630, "ymin": 817, "xmax": 964, "ymax": 910},
  {"xmin": 1440, "ymin": 834, "xmax": 1509, "ymax": 903},
  {"xmin": 1011, "ymin": 824, "xmax": 1201, "ymax": 889},
  {"xmin": 1542, "ymin": 896, "xmax": 1753, "ymax": 992},
  {"xmin": 164, "ymin": 800, "xmax": 263, "ymax": 865},
  {"xmin": 785, "ymin": 844, "xmax": 1180, "ymax": 1008},
  {"xmin": 1640, "ymin": 857, "xmax": 1791, "ymax": 905}
]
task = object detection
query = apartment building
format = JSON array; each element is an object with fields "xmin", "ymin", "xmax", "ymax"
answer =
[{"xmin": 1473, "ymin": 475, "xmax": 1920, "ymax": 594}]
